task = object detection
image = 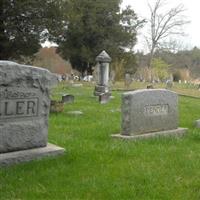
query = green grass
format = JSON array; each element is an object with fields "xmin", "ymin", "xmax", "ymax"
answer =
[{"xmin": 0, "ymin": 83, "xmax": 200, "ymax": 200}]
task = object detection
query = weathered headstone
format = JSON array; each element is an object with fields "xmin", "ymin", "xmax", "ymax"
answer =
[
  {"xmin": 67, "ymin": 111, "xmax": 83, "ymax": 115},
  {"xmin": 94, "ymin": 50, "xmax": 111, "ymax": 96},
  {"xmin": 62, "ymin": 94, "xmax": 74, "ymax": 104},
  {"xmin": 99, "ymin": 93, "xmax": 110, "ymax": 104},
  {"xmin": 124, "ymin": 73, "xmax": 132, "ymax": 88},
  {"xmin": 0, "ymin": 61, "xmax": 64, "ymax": 166},
  {"xmin": 112, "ymin": 89, "xmax": 187, "ymax": 140},
  {"xmin": 195, "ymin": 119, "xmax": 200, "ymax": 128}
]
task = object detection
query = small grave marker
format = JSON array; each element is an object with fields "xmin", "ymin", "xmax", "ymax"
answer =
[
  {"xmin": 195, "ymin": 119, "xmax": 200, "ymax": 128},
  {"xmin": 62, "ymin": 94, "xmax": 74, "ymax": 104},
  {"xmin": 99, "ymin": 93, "xmax": 110, "ymax": 104}
]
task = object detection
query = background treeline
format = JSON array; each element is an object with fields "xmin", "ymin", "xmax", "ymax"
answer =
[
  {"xmin": 1, "ymin": 0, "xmax": 143, "ymax": 76},
  {"xmin": 136, "ymin": 47, "xmax": 200, "ymax": 82},
  {"xmin": 1, "ymin": 0, "xmax": 199, "ymax": 81}
]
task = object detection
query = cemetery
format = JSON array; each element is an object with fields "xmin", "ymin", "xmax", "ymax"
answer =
[
  {"xmin": 0, "ymin": 59, "xmax": 200, "ymax": 199},
  {"xmin": 1, "ymin": 0, "xmax": 200, "ymax": 199}
]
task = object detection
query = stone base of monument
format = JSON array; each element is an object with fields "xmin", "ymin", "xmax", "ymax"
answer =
[
  {"xmin": 112, "ymin": 128, "xmax": 188, "ymax": 140},
  {"xmin": 0, "ymin": 143, "xmax": 65, "ymax": 166},
  {"xmin": 99, "ymin": 93, "xmax": 111, "ymax": 104},
  {"xmin": 94, "ymin": 85, "xmax": 110, "ymax": 96}
]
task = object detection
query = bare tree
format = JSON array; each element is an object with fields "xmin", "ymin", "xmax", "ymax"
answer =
[
  {"xmin": 157, "ymin": 38, "xmax": 188, "ymax": 53},
  {"xmin": 146, "ymin": 0, "xmax": 190, "ymax": 69}
]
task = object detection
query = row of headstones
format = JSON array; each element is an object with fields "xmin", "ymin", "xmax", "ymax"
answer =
[{"xmin": 0, "ymin": 55, "xmax": 199, "ymax": 166}]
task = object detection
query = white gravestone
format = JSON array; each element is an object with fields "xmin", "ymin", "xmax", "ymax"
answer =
[{"xmin": 195, "ymin": 119, "xmax": 200, "ymax": 128}]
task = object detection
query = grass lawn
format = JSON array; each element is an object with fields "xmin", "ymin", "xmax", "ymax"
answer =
[{"xmin": 0, "ymin": 82, "xmax": 200, "ymax": 200}]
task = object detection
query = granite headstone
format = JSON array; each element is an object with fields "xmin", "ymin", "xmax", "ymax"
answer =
[
  {"xmin": 62, "ymin": 94, "xmax": 74, "ymax": 104},
  {"xmin": 94, "ymin": 51, "xmax": 111, "ymax": 96},
  {"xmin": 195, "ymin": 119, "xmax": 200, "ymax": 128},
  {"xmin": 0, "ymin": 61, "xmax": 64, "ymax": 165},
  {"xmin": 112, "ymin": 89, "xmax": 187, "ymax": 140}
]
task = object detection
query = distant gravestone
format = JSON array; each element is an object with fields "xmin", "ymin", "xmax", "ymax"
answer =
[
  {"xmin": 62, "ymin": 94, "xmax": 74, "ymax": 104},
  {"xmin": 0, "ymin": 61, "xmax": 64, "ymax": 166},
  {"xmin": 124, "ymin": 73, "xmax": 132, "ymax": 88},
  {"xmin": 67, "ymin": 111, "xmax": 83, "ymax": 115},
  {"xmin": 99, "ymin": 93, "xmax": 110, "ymax": 104},
  {"xmin": 195, "ymin": 120, "xmax": 200, "ymax": 128},
  {"xmin": 112, "ymin": 89, "xmax": 187, "ymax": 140}
]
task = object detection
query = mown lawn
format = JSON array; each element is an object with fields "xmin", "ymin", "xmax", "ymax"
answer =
[{"xmin": 0, "ymin": 83, "xmax": 200, "ymax": 200}]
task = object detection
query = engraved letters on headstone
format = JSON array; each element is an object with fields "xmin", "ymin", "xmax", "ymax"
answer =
[
  {"xmin": 112, "ymin": 89, "xmax": 188, "ymax": 140},
  {"xmin": 0, "ymin": 88, "xmax": 40, "ymax": 119}
]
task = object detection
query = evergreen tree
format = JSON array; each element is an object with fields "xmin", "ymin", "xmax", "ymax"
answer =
[
  {"xmin": 0, "ymin": 0, "xmax": 65, "ymax": 60},
  {"xmin": 58, "ymin": 0, "xmax": 143, "ymax": 74}
]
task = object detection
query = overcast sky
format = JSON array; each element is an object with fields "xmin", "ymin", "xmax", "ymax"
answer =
[{"xmin": 122, "ymin": 0, "xmax": 200, "ymax": 52}]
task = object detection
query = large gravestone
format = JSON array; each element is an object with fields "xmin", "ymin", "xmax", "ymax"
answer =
[
  {"xmin": 112, "ymin": 89, "xmax": 187, "ymax": 140},
  {"xmin": 0, "ymin": 61, "xmax": 64, "ymax": 166},
  {"xmin": 94, "ymin": 51, "xmax": 111, "ymax": 96}
]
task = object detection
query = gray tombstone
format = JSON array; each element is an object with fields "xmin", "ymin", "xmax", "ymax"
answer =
[
  {"xmin": 94, "ymin": 50, "xmax": 112, "ymax": 96},
  {"xmin": 124, "ymin": 73, "xmax": 132, "ymax": 88},
  {"xmin": 99, "ymin": 93, "xmax": 110, "ymax": 104},
  {"xmin": 62, "ymin": 94, "xmax": 74, "ymax": 104},
  {"xmin": 112, "ymin": 89, "xmax": 187, "ymax": 140},
  {"xmin": 0, "ymin": 61, "xmax": 64, "ymax": 166},
  {"xmin": 195, "ymin": 119, "xmax": 200, "ymax": 128}
]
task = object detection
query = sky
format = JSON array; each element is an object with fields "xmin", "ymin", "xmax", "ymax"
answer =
[{"xmin": 122, "ymin": 0, "xmax": 200, "ymax": 52}]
